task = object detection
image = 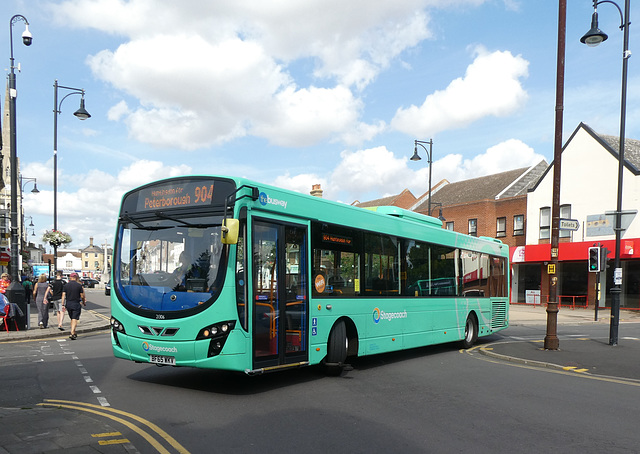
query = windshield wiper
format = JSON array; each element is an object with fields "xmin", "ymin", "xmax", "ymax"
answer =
[
  {"xmin": 120, "ymin": 214, "xmax": 171, "ymax": 231},
  {"xmin": 154, "ymin": 211, "xmax": 218, "ymax": 228}
]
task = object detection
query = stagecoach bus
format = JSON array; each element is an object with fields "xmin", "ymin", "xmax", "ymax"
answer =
[{"xmin": 110, "ymin": 176, "xmax": 509, "ymax": 375}]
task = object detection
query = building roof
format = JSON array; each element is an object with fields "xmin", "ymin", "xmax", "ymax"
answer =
[
  {"xmin": 352, "ymin": 188, "xmax": 417, "ymax": 209},
  {"xmin": 530, "ymin": 122, "xmax": 640, "ymax": 192},
  {"xmin": 412, "ymin": 160, "xmax": 547, "ymax": 212}
]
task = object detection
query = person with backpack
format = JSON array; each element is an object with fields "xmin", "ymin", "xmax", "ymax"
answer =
[{"xmin": 22, "ymin": 276, "xmax": 33, "ymax": 305}]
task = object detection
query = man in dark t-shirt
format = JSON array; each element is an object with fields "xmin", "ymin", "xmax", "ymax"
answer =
[{"xmin": 62, "ymin": 273, "xmax": 86, "ymax": 340}]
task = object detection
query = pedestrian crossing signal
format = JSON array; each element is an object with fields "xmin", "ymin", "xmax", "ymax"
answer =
[{"xmin": 588, "ymin": 247, "xmax": 601, "ymax": 272}]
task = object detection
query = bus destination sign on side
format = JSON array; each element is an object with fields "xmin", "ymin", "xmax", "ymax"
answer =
[{"xmin": 137, "ymin": 181, "xmax": 214, "ymax": 211}]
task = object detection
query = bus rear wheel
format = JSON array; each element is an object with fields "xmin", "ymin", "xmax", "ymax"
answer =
[
  {"xmin": 323, "ymin": 320, "xmax": 348, "ymax": 376},
  {"xmin": 462, "ymin": 314, "xmax": 478, "ymax": 349}
]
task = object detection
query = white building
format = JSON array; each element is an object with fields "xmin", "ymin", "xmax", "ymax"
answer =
[{"xmin": 512, "ymin": 123, "xmax": 640, "ymax": 309}]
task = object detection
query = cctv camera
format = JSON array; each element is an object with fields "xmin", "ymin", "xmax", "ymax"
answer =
[{"xmin": 22, "ymin": 26, "xmax": 32, "ymax": 46}]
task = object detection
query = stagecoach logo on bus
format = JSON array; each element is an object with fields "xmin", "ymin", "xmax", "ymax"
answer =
[
  {"xmin": 142, "ymin": 341, "xmax": 178, "ymax": 354},
  {"xmin": 259, "ymin": 192, "xmax": 288, "ymax": 209},
  {"xmin": 372, "ymin": 307, "xmax": 408, "ymax": 323}
]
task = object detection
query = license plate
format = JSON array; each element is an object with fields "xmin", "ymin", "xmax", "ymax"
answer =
[{"xmin": 149, "ymin": 354, "xmax": 176, "ymax": 365}]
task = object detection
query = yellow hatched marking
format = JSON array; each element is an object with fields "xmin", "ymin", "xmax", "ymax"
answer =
[
  {"xmin": 99, "ymin": 439, "xmax": 131, "ymax": 446},
  {"xmin": 480, "ymin": 347, "xmax": 493, "ymax": 351},
  {"xmin": 574, "ymin": 368, "xmax": 589, "ymax": 373},
  {"xmin": 563, "ymin": 366, "xmax": 576, "ymax": 371},
  {"xmin": 533, "ymin": 340, "xmax": 544, "ymax": 343}
]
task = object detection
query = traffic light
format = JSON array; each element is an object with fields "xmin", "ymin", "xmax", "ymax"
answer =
[{"xmin": 588, "ymin": 247, "xmax": 601, "ymax": 272}]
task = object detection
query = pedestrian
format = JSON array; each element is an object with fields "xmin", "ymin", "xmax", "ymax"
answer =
[
  {"xmin": 49, "ymin": 270, "xmax": 66, "ymax": 331},
  {"xmin": 33, "ymin": 274, "xmax": 51, "ymax": 329},
  {"xmin": 0, "ymin": 273, "xmax": 10, "ymax": 294},
  {"xmin": 62, "ymin": 272, "xmax": 86, "ymax": 340},
  {"xmin": 22, "ymin": 276, "xmax": 33, "ymax": 305}
]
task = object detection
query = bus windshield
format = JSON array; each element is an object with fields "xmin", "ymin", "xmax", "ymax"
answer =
[{"xmin": 116, "ymin": 214, "xmax": 227, "ymax": 314}]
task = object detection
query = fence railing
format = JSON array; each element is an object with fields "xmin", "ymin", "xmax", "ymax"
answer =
[{"xmin": 512, "ymin": 294, "xmax": 589, "ymax": 309}]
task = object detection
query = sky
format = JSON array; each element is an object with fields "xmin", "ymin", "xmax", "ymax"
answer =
[{"xmin": 3, "ymin": 0, "xmax": 640, "ymax": 252}]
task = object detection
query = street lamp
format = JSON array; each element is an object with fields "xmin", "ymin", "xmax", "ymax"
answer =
[
  {"xmin": 53, "ymin": 80, "xmax": 91, "ymax": 273},
  {"xmin": 7, "ymin": 14, "xmax": 32, "ymax": 313},
  {"xmin": 20, "ymin": 176, "xmax": 39, "ymax": 195},
  {"xmin": 411, "ymin": 139, "xmax": 434, "ymax": 217},
  {"xmin": 581, "ymin": 0, "xmax": 630, "ymax": 346}
]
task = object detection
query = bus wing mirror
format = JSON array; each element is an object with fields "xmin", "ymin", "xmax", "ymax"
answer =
[{"xmin": 221, "ymin": 219, "xmax": 240, "ymax": 245}]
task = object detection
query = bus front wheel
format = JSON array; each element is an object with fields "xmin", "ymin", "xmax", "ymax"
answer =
[
  {"xmin": 462, "ymin": 314, "xmax": 478, "ymax": 349},
  {"xmin": 323, "ymin": 320, "xmax": 348, "ymax": 375}
]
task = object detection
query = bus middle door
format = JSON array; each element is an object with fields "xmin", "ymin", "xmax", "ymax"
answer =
[{"xmin": 252, "ymin": 220, "xmax": 308, "ymax": 370}]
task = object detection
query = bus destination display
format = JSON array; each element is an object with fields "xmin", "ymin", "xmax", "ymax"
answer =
[{"xmin": 137, "ymin": 181, "xmax": 214, "ymax": 211}]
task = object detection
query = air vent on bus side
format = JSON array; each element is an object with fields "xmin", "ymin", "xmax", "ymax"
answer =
[
  {"xmin": 138, "ymin": 326, "xmax": 180, "ymax": 336},
  {"xmin": 491, "ymin": 301, "xmax": 508, "ymax": 329}
]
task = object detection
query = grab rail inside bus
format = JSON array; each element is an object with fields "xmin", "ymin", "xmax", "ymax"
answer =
[{"xmin": 221, "ymin": 184, "xmax": 259, "ymax": 244}]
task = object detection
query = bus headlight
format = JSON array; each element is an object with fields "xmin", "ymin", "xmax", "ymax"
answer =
[
  {"xmin": 196, "ymin": 321, "xmax": 235, "ymax": 340},
  {"xmin": 110, "ymin": 316, "xmax": 126, "ymax": 334},
  {"xmin": 196, "ymin": 321, "xmax": 236, "ymax": 358}
]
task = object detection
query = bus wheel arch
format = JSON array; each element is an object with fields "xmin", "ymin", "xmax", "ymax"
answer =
[
  {"xmin": 461, "ymin": 312, "xmax": 479, "ymax": 349},
  {"xmin": 322, "ymin": 318, "xmax": 357, "ymax": 375}
]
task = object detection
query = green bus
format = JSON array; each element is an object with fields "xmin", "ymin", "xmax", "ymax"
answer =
[{"xmin": 110, "ymin": 175, "xmax": 509, "ymax": 375}]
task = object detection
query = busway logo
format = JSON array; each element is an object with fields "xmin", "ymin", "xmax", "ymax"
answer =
[
  {"xmin": 142, "ymin": 341, "xmax": 178, "ymax": 353},
  {"xmin": 259, "ymin": 191, "xmax": 288, "ymax": 209},
  {"xmin": 373, "ymin": 307, "xmax": 408, "ymax": 323}
]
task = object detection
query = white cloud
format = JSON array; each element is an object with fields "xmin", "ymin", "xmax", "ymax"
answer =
[
  {"xmin": 427, "ymin": 139, "xmax": 545, "ymax": 184},
  {"xmin": 391, "ymin": 46, "xmax": 529, "ymax": 137},
  {"xmin": 330, "ymin": 146, "xmax": 421, "ymax": 200},
  {"xmin": 272, "ymin": 173, "xmax": 328, "ymax": 198},
  {"xmin": 54, "ymin": 0, "xmax": 489, "ymax": 149}
]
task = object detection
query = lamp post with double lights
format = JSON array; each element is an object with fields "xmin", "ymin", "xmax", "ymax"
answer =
[
  {"xmin": 52, "ymin": 80, "xmax": 91, "ymax": 273},
  {"xmin": 410, "ymin": 139, "xmax": 434, "ymax": 217},
  {"xmin": 581, "ymin": 0, "xmax": 630, "ymax": 346},
  {"xmin": 6, "ymin": 14, "xmax": 32, "ymax": 320}
]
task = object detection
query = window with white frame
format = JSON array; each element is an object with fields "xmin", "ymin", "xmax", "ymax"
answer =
[
  {"xmin": 468, "ymin": 219, "xmax": 477, "ymax": 237},
  {"xmin": 539, "ymin": 207, "xmax": 550, "ymax": 240},
  {"xmin": 560, "ymin": 204, "xmax": 571, "ymax": 238},
  {"xmin": 514, "ymin": 214, "xmax": 524, "ymax": 236},
  {"xmin": 496, "ymin": 217, "xmax": 506, "ymax": 237}
]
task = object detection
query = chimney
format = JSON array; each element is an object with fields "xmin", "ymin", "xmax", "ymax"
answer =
[
  {"xmin": 310, "ymin": 184, "xmax": 323, "ymax": 198},
  {"xmin": 89, "ymin": 237, "xmax": 94, "ymax": 246}
]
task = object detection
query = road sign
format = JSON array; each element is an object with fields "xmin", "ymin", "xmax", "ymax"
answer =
[{"xmin": 559, "ymin": 218, "xmax": 580, "ymax": 231}]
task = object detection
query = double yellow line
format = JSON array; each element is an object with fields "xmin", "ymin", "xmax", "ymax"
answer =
[{"xmin": 38, "ymin": 399, "xmax": 190, "ymax": 454}]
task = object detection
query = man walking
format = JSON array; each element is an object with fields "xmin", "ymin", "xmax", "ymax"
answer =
[
  {"xmin": 50, "ymin": 270, "xmax": 66, "ymax": 330},
  {"xmin": 61, "ymin": 273, "xmax": 86, "ymax": 340}
]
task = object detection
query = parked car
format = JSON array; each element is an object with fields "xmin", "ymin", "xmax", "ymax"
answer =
[
  {"xmin": 81, "ymin": 278, "xmax": 100, "ymax": 288},
  {"xmin": 104, "ymin": 281, "xmax": 111, "ymax": 296}
]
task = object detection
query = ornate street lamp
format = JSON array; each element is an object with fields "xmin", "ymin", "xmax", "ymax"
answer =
[
  {"xmin": 410, "ymin": 139, "xmax": 434, "ymax": 217},
  {"xmin": 6, "ymin": 14, "xmax": 32, "ymax": 318},
  {"xmin": 52, "ymin": 80, "xmax": 91, "ymax": 273},
  {"xmin": 581, "ymin": 0, "xmax": 630, "ymax": 346}
]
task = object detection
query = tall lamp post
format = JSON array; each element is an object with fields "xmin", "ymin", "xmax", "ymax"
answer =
[
  {"xmin": 581, "ymin": 0, "xmax": 630, "ymax": 346},
  {"xmin": 7, "ymin": 14, "xmax": 32, "ymax": 319},
  {"xmin": 410, "ymin": 139, "xmax": 434, "ymax": 217},
  {"xmin": 52, "ymin": 80, "xmax": 91, "ymax": 273}
]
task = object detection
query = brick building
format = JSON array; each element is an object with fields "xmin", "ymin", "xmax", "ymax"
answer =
[{"xmin": 410, "ymin": 161, "xmax": 547, "ymax": 249}]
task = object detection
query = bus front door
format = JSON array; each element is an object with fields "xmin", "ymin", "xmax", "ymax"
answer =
[{"xmin": 252, "ymin": 220, "xmax": 308, "ymax": 370}]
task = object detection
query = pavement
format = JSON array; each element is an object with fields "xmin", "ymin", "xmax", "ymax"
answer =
[{"xmin": 1, "ymin": 303, "xmax": 640, "ymax": 453}]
